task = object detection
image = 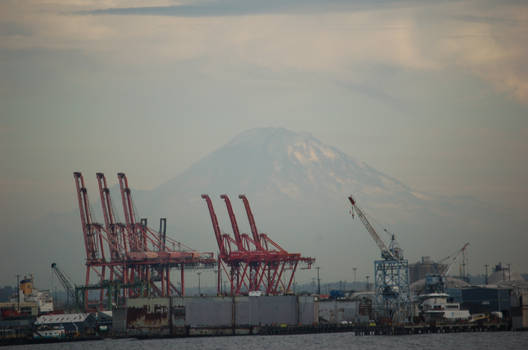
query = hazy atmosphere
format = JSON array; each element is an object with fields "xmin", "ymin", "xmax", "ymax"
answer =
[{"xmin": 1, "ymin": 0, "xmax": 527, "ymax": 290}]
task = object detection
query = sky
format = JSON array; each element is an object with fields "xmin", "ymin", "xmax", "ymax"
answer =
[{"xmin": 1, "ymin": 0, "xmax": 527, "ymax": 286}]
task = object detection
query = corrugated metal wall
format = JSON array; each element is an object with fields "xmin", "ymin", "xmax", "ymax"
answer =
[
  {"xmin": 116, "ymin": 295, "xmax": 318, "ymax": 334},
  {"xmin": 249, "ymin": 296, "xmax": 297, "ymax": 325},
  {"xmin": 183, "ymin": 297, "xmax": 233, "ymax": 327},
  {"xmin": 318, "ymin": 300, "xmax": 361, "ymax": 323},
  {"xmin": 126, "ymin": 297, "xmax": 170, "ymax": 335},
  {"xmin": 112, "ymin": 307, "xmax": 127, "ymax": 334},
  {"xmin": 181, "ymin": 295, "xmax": 300, "ymax": 326},
  {"xmin": 298, "ymin": 296, "xmax": 317, "ymax": 325}
]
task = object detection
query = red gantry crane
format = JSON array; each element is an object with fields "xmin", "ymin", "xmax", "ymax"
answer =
[
  {"xmin": 202, "ymin": 194, "xmax": 314, "ymax": 296},
  {"xmin": 74, "ymin": 172, "xmax": 216, "ymax": 311}
]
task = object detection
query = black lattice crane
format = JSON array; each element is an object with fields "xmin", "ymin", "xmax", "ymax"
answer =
[
  {"xmin": 348, "ymin": 195, "xmax": 410, "ymax": 323},
  {"xmin": 51, "ymin": 263, "xmax": 76, "ymax": 307}
]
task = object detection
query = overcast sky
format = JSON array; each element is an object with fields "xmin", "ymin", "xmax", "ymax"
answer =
[{"xmin": 1, "ymin": 0, "xmax": 527, "ymax": 285}]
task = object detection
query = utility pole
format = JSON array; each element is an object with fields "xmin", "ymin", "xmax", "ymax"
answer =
[
  {"xmin": 353, "ymin": 267, "xmax": 357, "ymax": 284},
  {"xmin": 507, "ymin": 263, "xmax": 511, "ymax": 281},
  {"xmin": 316, "ymin": 267, "xmax": 321, "ymax": 295},
  {"xmin": 218, "ymin": 264, "xmax": 222, "ymax": 295},
  {"xmin": 197, "ymin": 272, "xmax": 201, "ymax": 296},
  {"xmin": 461, "ymin": 249, "xmax": 468, "ymax": 282},
  {"xmin": 16, "ymin": 274, "xmax": 20, "ymax": 312},
  {"xmin": 485, "ymin": 264, "xmax": 489, "ymax": 285}
]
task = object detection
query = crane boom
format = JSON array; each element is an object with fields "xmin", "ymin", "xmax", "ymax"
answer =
[
  {"xmin": 96, "ymin": 172, "xmax": 121, "ymax": 260},
  {"xmin": 239, "ymin": 195, "xmax": 264, "ymax": 251},
  {"xmin": 73, "ymin": 172, "xmax": 100, "ymax": 261},
  {"xmin": 118, "ymin": 173, "xmax": 145, "ymax": 252},
  {"xmin": 348, "ymin": 195, "xmax": 394, "ymax": 260},
  {"xmin": 201, "ymin": 194, "xmax": 227, "ymax": 258},
  {"xmin": 443, "ymin": 242, "xmax": 470, "ymax": 276},
  {"xmin": 221, "ymin": 194, "xmax": 245, "ymax": 251},
  {"xmin": 51, "ymin": 263, "xmax": 76, "ymax": 303}
]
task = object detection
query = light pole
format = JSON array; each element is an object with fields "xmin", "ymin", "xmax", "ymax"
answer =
[
  {"xmin": 365, "ymin": 275, "xmax": 370, "ymax": 291},
  {"xmin": 16, "ymin": 274, "xmax": 20, "ymax": 312},
  {"xmin": 197, "ymin": 272, "xmax": 201, "ymax": 296},
  {"xmin": 316, "ymin": 267, "xmax": 321, "ymax": 295},
  {"xmin": 353, "ymin": 267, "xmax": 357, "ymax": 284}
]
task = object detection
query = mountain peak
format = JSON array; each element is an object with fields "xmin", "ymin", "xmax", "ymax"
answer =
[
  {"xmin": 160, "ymin": 127, "xmax": 409, "ymax": 202},
  {"xmin": 224, "ymin": 127, "xmax": 321, "ymax": 156},
  {"xmin": 223, "ymin": 127, "xmax": 344, "ymax": 165}
]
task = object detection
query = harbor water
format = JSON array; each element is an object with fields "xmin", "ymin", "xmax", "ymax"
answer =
[{"xmin": 8, "ymin": 331, "xmax": 528, "ymax": 350}]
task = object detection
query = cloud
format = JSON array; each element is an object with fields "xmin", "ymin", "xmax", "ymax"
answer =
[
  {"xmin": 1, "ymin": 0, "xmax": 528, "ymax": 103},
  {"xmin": 82, "ymin": 0, "xmax": 422, "ymax": 17},
  {"xmin": 0, "ymin": 21, "xmax": 32, "ymax": 36},
  {"xmin": 414, "ymin": 4, "xmax": 528, "ymax": 102}
]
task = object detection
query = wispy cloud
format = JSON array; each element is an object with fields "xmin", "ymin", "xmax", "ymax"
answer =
[
  {"xmin": 451, "ymin": 14, "xmax": 528, "ymax": 26},
  {"xmin": 2, "ymin": 0, "xmax": 528, "ymax": 103},
  {"xmin": 0, "ymin": 21, "xmax": 33, "ymax": 36},
  {"xmin": 82, "ymin": 0, "xmax": 426, "ymax": 17}
]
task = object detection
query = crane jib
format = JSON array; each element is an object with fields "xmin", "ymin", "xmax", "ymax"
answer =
[{"xmin": 348, "ymin": 195, "xmax": 398, "ymax": 261}]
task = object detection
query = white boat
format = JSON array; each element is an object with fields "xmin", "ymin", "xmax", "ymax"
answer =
[
  {"xmin": 417, "ymin": 274, "xmax": 470, "ymax": 322},
  {"xmin": 418, "ymin": 292, "xmax": 470, "ymax": 321},
  {"xmin": 11, "ymin": 275, "xmax": 54, "ymax": 314}
]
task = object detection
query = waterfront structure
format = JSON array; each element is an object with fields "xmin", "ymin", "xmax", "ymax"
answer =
[{"xmin": 114, "ymin": 295, "xmax": 317, "ymax": 336}]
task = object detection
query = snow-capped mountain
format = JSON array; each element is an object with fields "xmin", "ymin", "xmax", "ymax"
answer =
[
  {"xmin": 152, "ymin": 127, "xmax": 416, "ymax": 205},
  {"xmin": 138, "ymin": 127, "xmax": 526, "ymax": 282}
]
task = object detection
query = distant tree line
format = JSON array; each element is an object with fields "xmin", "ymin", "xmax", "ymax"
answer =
[{"xmin": 0, "ymin": 286, "xmax": 15, "ymax": 302}]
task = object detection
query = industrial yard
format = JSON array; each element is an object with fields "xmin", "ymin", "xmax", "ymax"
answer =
[
  {"xmin": 1, "ymin": 172, "xmax": 527, "ymax": 346},
  {"xmin": 3, "ymin": 0, "xmax": 528, "ymax": 348}
]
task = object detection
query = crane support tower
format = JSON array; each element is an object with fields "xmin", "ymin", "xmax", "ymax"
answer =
[{"xmin": 348, "ymin": 195, "xmax": 411, "ymax": 323}]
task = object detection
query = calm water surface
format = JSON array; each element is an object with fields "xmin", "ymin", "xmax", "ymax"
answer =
[{"xmin": 7, "ymin": 332, "xmax": 528, "ymax": 350}]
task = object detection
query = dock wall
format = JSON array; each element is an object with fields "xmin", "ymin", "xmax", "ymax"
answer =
[{"xmin": 115, "ymin": 295, "xmax": 318, "ymax": 336}]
